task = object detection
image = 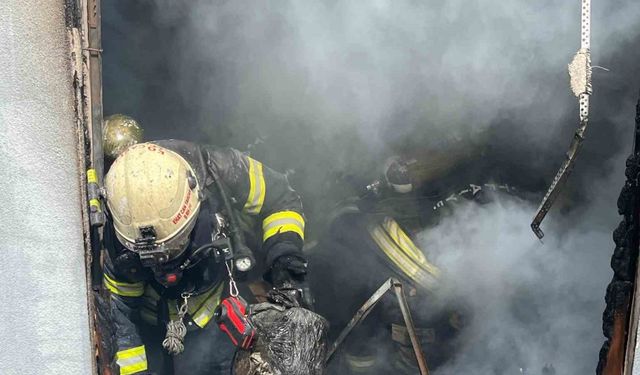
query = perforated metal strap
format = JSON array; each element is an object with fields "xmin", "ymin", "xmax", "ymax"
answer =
[
  {"xmin": 569, "ymin": 0, "xmax": 592, "ymax": 105},
  {"xmin": 531, "ymin": 0, "xmax": 594, "ymax": 238},
  {"xmin": 581, "ymin": 0, "xmax": 591, "ymax": 50},
  {"xmin": 579, "ymin": 0, "xmax": 592, "ymax": 122}
]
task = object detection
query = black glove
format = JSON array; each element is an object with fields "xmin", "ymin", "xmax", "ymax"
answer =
[{"xmin": 267, "ymin": 255, "xmax": 315, "ymax": 310}]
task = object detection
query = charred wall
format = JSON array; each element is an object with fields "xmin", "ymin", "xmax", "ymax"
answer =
[{"xmin": 597, "ymin": 96, "xmax": 640, "ymax": 374}]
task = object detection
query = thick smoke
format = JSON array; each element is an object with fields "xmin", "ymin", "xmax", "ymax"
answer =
[
  {"xmin": 149, "ymin": 0, "xmax": 636, "ymax": 149},
  {"xmin": 102, "ymin": 0, "xmax": 640, "ymax": 373},
  {"xmin": 103, "ymin": 0, "xmax": 640, "ymax": 214},
  {"xmin": 419, "ymin": 192, "xmax": 615, "ymax": 374},
  {"xmin": 104, "ymin": 0, "xmax": 640, "ymax": 146}
]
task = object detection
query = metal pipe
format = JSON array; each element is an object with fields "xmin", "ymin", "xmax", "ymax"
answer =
[
  {"xmin": 393, "ymin": 280, "xmax": 430, "ymax": 375},
  {"xmin": 327, "ymin": 278, "xmax": 430, "ymax": 375},
  {"xmin": 326, "ymin": 278, "xmax": 394, "ymax": 361}
]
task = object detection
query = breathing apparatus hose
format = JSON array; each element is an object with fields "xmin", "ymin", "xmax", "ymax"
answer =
[{"xmin": 203, "ymin": 149, "xmax": 256, "ymax": 272}]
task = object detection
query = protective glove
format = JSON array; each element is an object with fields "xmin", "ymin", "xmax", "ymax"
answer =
[{"xmin": 266, "ymin": 255, "xmax": 315, "ymax": 310}]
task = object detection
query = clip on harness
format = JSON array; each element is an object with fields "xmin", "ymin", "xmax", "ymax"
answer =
[
  {"xmin": 161, "ymin": 247, "xmax": 256, "ymax": 355},
  {"xmin": 531, "ymin": 0, "xmax": 593, "ymax": 239}
]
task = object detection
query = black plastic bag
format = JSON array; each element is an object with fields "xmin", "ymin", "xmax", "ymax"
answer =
[{"xmin": 233, "ymin": 291, "xmax": 329, "ymax": 375}]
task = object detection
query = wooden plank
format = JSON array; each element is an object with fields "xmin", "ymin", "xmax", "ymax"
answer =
[
  {"xmin": 605, "ymin": 310, "xmax": 631, "ymax": 375},
  {"xmin": 624, "ymin": 257, "xmax": 640, "ymax": 375}
]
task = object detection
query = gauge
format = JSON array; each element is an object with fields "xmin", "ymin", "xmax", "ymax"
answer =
[{"xmin": 235, "ymin": 256, "xmax": 253, "ymax": 272}]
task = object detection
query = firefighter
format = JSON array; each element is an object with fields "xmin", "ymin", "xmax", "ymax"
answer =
[
  {"xmin": 103, "ymin": 114, "xmax": 144, "ymax": 162},
  {"xmin": 102, "ymin": 140, "xmax": 309, "ymax": 375},
  {"xmin": 310, "ymin": 155, "xmax": 469, "ymax": 374}
]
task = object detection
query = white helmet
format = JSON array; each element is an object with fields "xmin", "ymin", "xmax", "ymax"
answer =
[{"xmin": 105, "ymin": 142, "xmax": 201, "ymax": 265}]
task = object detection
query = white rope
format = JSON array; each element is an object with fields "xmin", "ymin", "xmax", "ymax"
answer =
[
  {"xmin": 162, "ymin": 293, "xmax": 191, "ymax": 356},
  {"xmin": 163, "ymin": 318, "xmax": 187, "ymax": 355}
]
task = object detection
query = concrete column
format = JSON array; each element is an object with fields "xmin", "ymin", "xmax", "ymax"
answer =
[{"xmin": 0, "ymin": 1, "xmax": 93, "ymax": 374}]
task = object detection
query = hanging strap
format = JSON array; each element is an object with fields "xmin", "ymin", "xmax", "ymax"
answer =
[{"xmin": 531, "ymin": 0, "xmax": 592, "ymax": 239}]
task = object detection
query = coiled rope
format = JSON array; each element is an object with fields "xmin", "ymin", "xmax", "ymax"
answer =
[{"xmin": 162, "ymin": 293, "xmax": 191, "ymax": 355}]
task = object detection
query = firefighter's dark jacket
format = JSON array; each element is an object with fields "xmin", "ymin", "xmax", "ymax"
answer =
[{"xmin": 102, "ymin": 140, "xmax": 305, "ymax": 375}]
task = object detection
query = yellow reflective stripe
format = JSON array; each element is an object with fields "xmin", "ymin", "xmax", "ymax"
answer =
[
  {"xmin": 166, "ymin": 287, "xmax": 215, "ymax": 322},
  {"xmin": 87, "ymin": 169, "xmax": 98, "ymax": 183},
  {"xmin": 262, "ymin": 210, "xmax": 304, "ymax": 227},
  {"xmin": 103, "ymin": 273, "xmax": 144, "ymax": 297},
  {"xmin": 161, "ymin": 283, "xmax": 224, "ymax": 327},
  {"xmin": 116, "ymin": 345, "xmax": 147, "ymax": 375},
  {"xmin": 370, "ymin": 226, "xmax": 420, "ymax": 279},
  {"xmin": 263, "ymin": 223, "xmax": 305, "ymax": 242},
  {"xmin": 262, "ymin": 211, "xmax": 305, "ymax": 242},
  {"xmin": 104, "ymin": 273, "xmax": 144, "ymax": 289},
  {"xmin": 192, "ymin": 283, "xmax": 224, "ymax": 328},
  {"xmin": 243, "ymin": 158, "xmax": 266, "ymax": 215},
  {"xmin": 369, "ymin": 225, "xmax": 438, "ymax": 289},
  {"xmin": 382, "ymin": 217, "xmax": 424, "ymax": 261},
  {"xmin": 382, "ymin": 218, "xmax": 440, "ymax": 277},
  {"xmin": 262, "ymin": 224, "xmax": 304, "ymax": 242},
  {"xmin": 89, "ymin": 198, "xmax": 101, "ymax": 210},
  {"xmin": 345, "ymin": 352, "xmax": 378, "ymax": 369}
]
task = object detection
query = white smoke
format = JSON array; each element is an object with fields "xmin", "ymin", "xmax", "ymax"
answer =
[
  {"xmin": 418, "ymin": 192, "xmax": 614, "ymax": 374},
  {"xmin": 145, "ymin": 0, "xmax": 640, "ymax": 151},
  {"xmin": 101, "ymin": 0, "xmax": 640, "ymax": 203}
]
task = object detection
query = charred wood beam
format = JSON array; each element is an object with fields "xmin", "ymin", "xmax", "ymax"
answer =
[{"xmin": 597, "ymin": 93, "xmax": 640, "ymax": 375}]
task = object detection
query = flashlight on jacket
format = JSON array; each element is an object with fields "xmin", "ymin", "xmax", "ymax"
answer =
[{"xmin": 233, "ymin": 242, "xmax": 255, "ymax": 272}]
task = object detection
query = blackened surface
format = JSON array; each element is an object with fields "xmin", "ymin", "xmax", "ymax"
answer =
[
  {"xmin": 597, "ymin": 97, "xmax": 640, "ymax": 374},
  {"xmin": 95, "ymin": 294, "xmax": 116, "ymax": 371},
  {"xmin": 64, "ymin": 0, "xmax": 81, "ymax": 28}
]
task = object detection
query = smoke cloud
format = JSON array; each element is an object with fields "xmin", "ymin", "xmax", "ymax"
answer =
[
  {"xmin": 103, "ymin": 0, "xmax": 640, "ymax": 212},
  {"xmin": 419, "ymin": 192, "xmax": 614, "ymax": 374},
  {"xmin": 102, "ymin": 0, "xmax": 640, "ymax": 373}
]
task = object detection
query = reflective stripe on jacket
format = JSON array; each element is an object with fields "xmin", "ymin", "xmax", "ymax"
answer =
[{"xmin": 368, "ymin": 217, "xmax": 439, "ymax": 290}]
